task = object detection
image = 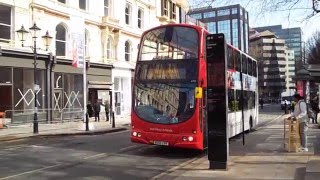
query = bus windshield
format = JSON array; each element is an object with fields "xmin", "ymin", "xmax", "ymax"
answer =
[
  {"xmin": 134, "ymin": 82, "xmax": 196, "ymax": 124},
  {"xmin": 139, "ymin": 26, "xmax": 199, "ymax": 61}
]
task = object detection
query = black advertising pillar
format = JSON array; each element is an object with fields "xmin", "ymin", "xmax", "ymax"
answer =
[{"xmin": 206, "ymin": 34, "xmax": 229, "ymax": 170}]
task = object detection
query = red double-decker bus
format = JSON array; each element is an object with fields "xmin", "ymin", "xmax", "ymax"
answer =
[{"xmin": 131, "ymin": 24, "xmax": 258, "ymax": 150}]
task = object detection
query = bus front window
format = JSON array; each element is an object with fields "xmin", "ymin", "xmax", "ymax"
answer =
[{"xmin": 134, "ymin": 82, "xmax": 196, "ymax": 124}]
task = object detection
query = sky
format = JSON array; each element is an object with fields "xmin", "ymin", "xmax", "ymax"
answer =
[{"xmin": 188, "ymin": 0, "xmax": 320, "ymax": 41}]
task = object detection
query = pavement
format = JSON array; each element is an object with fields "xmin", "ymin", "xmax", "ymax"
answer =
[
  {"xmin": 156, "ymin": 114, "xmax": 320, "ymax": 180},
  {"xmin": 0, "ymin": 115, "xmax": 131, "ymax": 142}
]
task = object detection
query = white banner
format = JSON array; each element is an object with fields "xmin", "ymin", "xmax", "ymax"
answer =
[{"xmin": 69, "ymin": 16, "xmax": 85, "ymax": 68}]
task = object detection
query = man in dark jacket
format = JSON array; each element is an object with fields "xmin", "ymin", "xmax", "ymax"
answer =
[
  {"xmin": 94, "ymin": 101, "xmax": 101, "ymax": 122},
  {"xmin": 104, "ymin": 100, "xmax": 110, "ymax": 121}
]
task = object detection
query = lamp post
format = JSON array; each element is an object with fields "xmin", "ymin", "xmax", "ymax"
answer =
[{"xmin": 16, "ymin": 23, "xmax": 53, "ymax": 134}]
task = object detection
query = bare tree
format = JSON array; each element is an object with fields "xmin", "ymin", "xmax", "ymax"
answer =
[{"xmin": 306, "ymin": 31, "xmax": 320, "ymax": 64}]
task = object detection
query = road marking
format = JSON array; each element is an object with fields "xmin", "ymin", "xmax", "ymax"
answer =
[
  {"xmin": 83, "ymin": 153, "xmax": 108, "ymax": 160},
  {"xmin": 1, "ymin": 145, "xmax": 28, "ymax": 151},
  {"xmin": 150, "ymin": 154, "xmax": 204, "ymax": 180},
  {"xmin": 255, "ymin": 114, "xmax": 284, "ymax": 130},
  {"xmin": 0, "ymin": 164, "xmax": 61, "ymax": 180},
  {"xmin": 119, "ymin": 145, "xmax": 141, "ymax": 152}
]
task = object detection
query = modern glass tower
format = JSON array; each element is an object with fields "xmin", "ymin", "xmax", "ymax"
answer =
[{"xmin": 188, "ymin": 4, "xmax": 250, "ymax": 53}]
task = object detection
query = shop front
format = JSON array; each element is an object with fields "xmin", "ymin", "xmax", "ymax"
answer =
[
  {"xmin": 0, "ymin": 49, "xmax": 53, "ymax": 123},
  {"xmin": 0, "ymin": 48, "xmax": 112, "ymax": 123}
]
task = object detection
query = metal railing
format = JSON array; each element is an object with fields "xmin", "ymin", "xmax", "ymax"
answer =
[{"xmin": 3, "ymin": 108, "xmax": 84, "ymax": 125}]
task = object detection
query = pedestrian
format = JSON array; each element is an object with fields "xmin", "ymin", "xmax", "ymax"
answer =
[
  {"xmin": 290, "ymin": 93, "xmax": 308, "ymax": 152},
  {"xmin": 94, "ymin": 100, "xmax": 101, "ymax": 122},
  {"xmin": 284, "ymin": 99, "xmax": 289, "ymax": 114},
  {"xmin": 311, "ymin": 95, "xmax": 319, "ymax": 124},
  {"xmin": 259, "ymin": 98, "xmax": 264, "ymax": 109},
  {"xmin": 87, "ymin": 101, "xmax": 94, "ymax": 117},
  {"xmin": 104, "ymin": 100, "xmax": 110, "ymax": 121}
]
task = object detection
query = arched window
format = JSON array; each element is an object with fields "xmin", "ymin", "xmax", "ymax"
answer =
[
  {"xmin": 125, "ymin": 3, "xmax": 132, "ymax": 25},
  {"xmin": 55, "ymin": 24, "xmax": 67, "ymax": 56},
  {"xmin": 107, "ymin": 36, "xmax": 114, "ymax": 59},
  {"xmin": 125, "ymin": 40, "xmax": 131, "ymax": 61},
  {"xmin": 138, "ymin": 8, "xmax": 144, "ymax": 29},
  {"xmin": 85, "ymin": 29, "xmax": 89, "ymax": 58}
]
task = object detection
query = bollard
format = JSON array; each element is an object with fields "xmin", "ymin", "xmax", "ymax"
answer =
[
  {"xmin": 86, "ymin": 113, "xmax": 89, "ymax": 131},
  {"xmin": 112, "ymin": 111, "xmax": 115, "ymax": 128}
]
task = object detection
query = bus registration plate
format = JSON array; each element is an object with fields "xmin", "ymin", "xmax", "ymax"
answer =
[{"xmin": 153, "ymin": 141, "xmax": 169, "ymax": 146}]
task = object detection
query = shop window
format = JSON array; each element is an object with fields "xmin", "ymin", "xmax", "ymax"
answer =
[{"xmin": 0, "ymin": 67, "xmax": 12, "ymax": 84}]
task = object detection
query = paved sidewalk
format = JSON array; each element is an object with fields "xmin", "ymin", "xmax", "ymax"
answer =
[
  {"xmin": 158, "ymin": 115, "xmax": 320, "ymax": 180},
  {"xmin": 0, "ymin": 116, "xmax": 131, "ymax": 142}
]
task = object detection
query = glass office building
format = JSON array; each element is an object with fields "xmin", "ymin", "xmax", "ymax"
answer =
[{"xmin": 188, "ymin": 4, "xmax": 250, "ymax": 53}]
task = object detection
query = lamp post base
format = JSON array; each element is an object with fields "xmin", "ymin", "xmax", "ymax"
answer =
[{"xmin": 34, "ymin": 113, "xmax": 38, "ymax": 134}]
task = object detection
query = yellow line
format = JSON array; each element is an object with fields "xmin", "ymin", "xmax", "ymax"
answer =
[{"xmin": 0, "ymin": 164, "xmax": 61, "ymax": 180}]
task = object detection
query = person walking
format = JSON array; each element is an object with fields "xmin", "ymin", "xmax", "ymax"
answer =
[
  {"xmin": 311, "ymin": 95, "xmax": 319, "ymax": 124},
  {"xmin": 259, "ymin": 98, "xmax": 264, "ymax": 109},
  {"xmin": 290, "ymin": 93, "xmax": 308, "ymax": 152},
  {"xmin": 104, "ymin": 100, "xmax": 110, "ymax": 121},
  {"xmin": 94, "ymin": 100, "xmax": 101, "ymax": 122}
]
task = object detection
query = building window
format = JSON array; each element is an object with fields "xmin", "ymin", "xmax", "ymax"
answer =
[
  {"xmin": 231, "ymin": 8, "xmax": 237, "ymax": 14},
  {"xmin": 79, "ymin": 0, "xmax": 87, "ymax": 10},
  {"xmin": 170, "ymin": 2, "xmax": 176, "ymax": 20},
  {"xmin": 232, "ymin": 19, "xmax": 238, "ymax": 48},
  {"xmin": 104, "ymin": 0, "xmax": 110, "ymax": 16},
  {"xmin": 125, "ymin": 3, "xmax": 132, "ymax": 25},
  {"xmin": 106, "ymin": 36, "xmax": 114, "ymax": 59},
  {"xmin": 58, "ymin": 0, "xmax": 66, "ymax": 3},
  {"xmin": 138, "ymin": 8, "xmax": 143, "ymax": 29},
  {"xmin": 125, "ymin": 40, "xmax": 131, "ymax": 61},
  {"xmin": 190, "ymin": 13, "xmax": 202, "ymax": 19},
  {"xmin": 207, "ymin": 22, "xmax": 216, "ymax": 33},
  {"xmin": 203, "ymin": 12, "xmax": 215, "ymax": 18},
  {"xmin": 0, "ymin": 5, "xmax": 11, "ymax": 43},
  {"xmin": 217, "ymin": 9, "xmax": 230, "ymax": 16},
  {"xmin": 161, "ymin": 0, "xmax": 169, "ymax": 16},
  {"xmin": 218, "ymin": 20, "xmax": 231, "ymax": 44},
  {"xmin": 55, "ymin": 24, "xmax": 67, "ymax": 56},
  {"xmin": 85, "ymin": 29, "xmax": 89, "ymax": 58}
]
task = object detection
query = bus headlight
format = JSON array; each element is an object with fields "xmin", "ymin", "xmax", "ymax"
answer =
[
  {"xmin": 188, "ymin": 136, "xmax": 194, "ymax": 142},
  {"xmin": 133, "ymin": 132, "xmax": 137, "ymax": 136},
  {"xmin": 137, "ymin": 132, "xmax": 142, "ymax": 137},
  {"xmin": 182, "ymin": 136, "xmax": 188, "ymax": 141}
]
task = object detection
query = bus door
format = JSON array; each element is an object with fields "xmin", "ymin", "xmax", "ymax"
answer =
[{"xmin": 202, "ymin": 88, "xmax": 208, "ymax": 148}]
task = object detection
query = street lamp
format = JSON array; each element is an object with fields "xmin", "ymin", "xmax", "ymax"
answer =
[{"xmin": 16, "ymin": 23, "xmax": 53, "ymax": 134}]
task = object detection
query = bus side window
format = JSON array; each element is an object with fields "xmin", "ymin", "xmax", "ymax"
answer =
[
  {"xmin": 253, "ymin": 61, "xmax": 257, "ymax": 77},
  {"xmin": 248, "ymin": 58, "xmax": 252, "ymax": 76},
  {"xmin": 228, "ymin": 89, "xmax": 236, "ymax": 112},
  {"xmin": 235, "ymin": 51, "xmax": 241, "ymax": 72},
  {"xmin": 242, "ymin": 55, "xmax": 247, "ymax": 74},
  {"xmin": 227, "ymin": 47, "xmax": 234, "ymax": 69},
  {"xmin": 236, "ymin": 90, "xmax": 242, "ymax": 111}
]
